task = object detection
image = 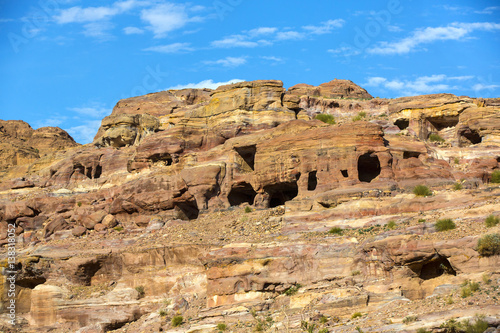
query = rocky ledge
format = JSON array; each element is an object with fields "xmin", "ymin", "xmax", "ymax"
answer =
[{"xmin": 0, "ymin": 79, "xmax": 499, "ymax": 333}]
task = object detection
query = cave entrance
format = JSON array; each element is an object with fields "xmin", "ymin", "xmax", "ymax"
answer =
[
  {"xmin": 341, "ymin": 170, "xmax": 349, "ymax": 178},
  {"xmin": 459, "ymin": 128, "xmax": 482, "ymax": 145},
  {"xmin": 395, "ymin": 119, "xmax": 409, "ymax": 130},
  {"xmin": 307, "ymin": 171, "xmax": 317, "ymax": 191},
  {"xmin": 175, "ymin": 200, "xmax": 199, "ymax": 220},
  {"xmin": 358, "ymin": 153, "xmax": 381, "ymax": 183},
  {"xmin": 403, "ymin": 151, "xmax": 421, "ymax": 159},
  {"xmin": 150, "ymin": 153, "xmax": 173, "ymax": 166},
  {"xmin": 427, "ymin": 116, "xmax": 459, "ymax": 131},
  {"xmin": 408, "ymin": 256, "xmax": 456, "ymax": 280},
  {"xmin": 235, "ymin": 145, "xmax": 256, "ymax": 171},
  {"xmin": 265, "ymin": 182, "xmax": 299, "ymax": 208},
  {"xmin": 228, "ymin": 182, "xmax": 257, "ymax": 206}
]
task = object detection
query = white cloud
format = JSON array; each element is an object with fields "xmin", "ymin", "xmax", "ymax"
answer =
[
  {"xmin": 368, "ymin": 22, "xmax": 500, "ymax": 55},
  {"xmin": 65, "ymin": 120, "xmax": 103, "ymax": 144},
  {"xmin": 474, "ymin": 6, "xmax": 500, "ymax": 14},
  {"xmin": 166, "ymin": 79, "xmax": 244, "ymax": 90},
  {"xmin": 204, "ymin": 56, "xmax": 247, "ymax": 68},
  {"xmin": 68, "ymin": 105, "xmax": 111, "ymax": 118},
  {"xmin": 35, "ymin": 117, "xmax": 67, "ymax": 128},
  {"xmin": 328, "ymin": 46, "xmax": 361, "ymax": 57},
  {"xmin": 123, "ymin": 26, "xmax": 144, "ymax": 34},
  {"xmin": 211, "ymin": 19, "xmax": 344, "ymax": 48},
  {"xmin": 82, "ymin": 21, "xmax": 114, "ymax": 38},
  {"xmin": 364, "ymin": 75, "xmax": 477, "ymax": 96},
  {"xmin": 261, "ymin": 56, "xmax": 283, "ymax": 63},
  {"xmin": 473, "ymin": 83, "xmax": 500, "ymax": 91},
  {"xmin": 276, "ymin": 31, "xmax": 305, "ymax": 40},
  {"xmin": 247, "ymin": 27, "xmax": 278, "ymax": 36},
  {"xmin": 140, "ymin": 3, "xmax": 191, "ymax": 38},
  {"xmin": 211, "ymin": 35, "xmax": 262, "ymax": 48},
  {"xmin": 302, "ymin": 19, "xmax": 345, "ymax": 35},
  {"xmin": 143, "ymin": 42, "xmax": 193, "ymax": 53},
  {"xmin": 55, "ymin": 6, "xmax": 118, "ymax": 23},
  {"xmin": 387, "ymin": 25, "xmax": 403, "ymax": 32}
]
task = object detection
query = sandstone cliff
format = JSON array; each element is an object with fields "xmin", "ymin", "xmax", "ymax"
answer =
[{"xmin": 0, "ymin": 79, "xmax": 499, "ymax": 333}]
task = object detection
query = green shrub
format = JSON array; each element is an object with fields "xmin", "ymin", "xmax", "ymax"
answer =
[
  {"xmin": 244, "ymin": 206, "xmax": 252, "ymax": 213},
  {"xmin": 217, "ymin": 323, "xmax": 227, "ymax": 331},
  {"xmin": 113, "ymin": 226, "xmax": 124, "ymax": 232},
  {"xmin": 477, "ymin": 233, "xmax": 500, "ymax": 256},
  {"xmin": 491, "ymin": 170, "xmax": 500, "ymax": 183},
  {"xmin": 351, "ymin": 270, "xmax": 361, "ymax": 276},
  {"xmin": 318, "ymin": 329, "xmax": 329, "ymax": 333},
  {"xmin": 485, "ymin": 214, "xmax": 500, "ymax": 227},
  {"xmin": 387, "ymin": 220, "xmax": 397, "ymax": 230},
  {"xmin": 284, "ymin": 284, "xmax": 301, "ymax": 296},
  {"xmin": 403, "ymin": 315, "xmax": 418, "ymax": 324},
  {"xmin": 440, "ymin": 315, "xmax": 489, "ymax": 333},
  {"xmin": 171, "ymin": 315, "xmax": 183, "ymax": 327},
  {"xmin": 351, "ymin": 312, "xmax": 363, "ymax": 319},
  {"xmin": 453, "ymin": 182, "xmax": 463, "ymax": 191},
  {"xmin": 413, "ymin": 185, "xmax": 432, "ymax": 197},
  {"xmin": 454, "ymin": 157, "xmax": 460, "ymax": 164},
  {"xmin": 158, "ymin": 309, "xmax": 167, "ymax": 317},
  {"xmin": 418, "ymin": 218, "xmax": 426, "ymax": 223},
  {"xmin": 429, "ymin": 133, "xmax": 445, "ymax": 142},
  {"xmin": 319, "ymin": 316, "xmax": 328, "ymax": 324},
  {"xmin": 77, "ymin": 201, "xmax": 82, "ymax": 207},
  {"xmin": 435, "ymin": 219, "xmax": 456, "ymax": 232},
  {"xmin": 315, "ymin": 113, "xmax": 336, "ymax": 125},
  {"xmin": 328, "ymin": 227, "xmax": 343, "ymax": 235},
  {"xmin": 301, "ymin": 321, "xmax": 316, "ymax": 333},
  {"xmin": 135, "ymin": 285, "xmax": 145, "ymax": 298},
  {"xmin": 417, "ymin": 329, "xmax": 431, "ymax": 333},
  {"xmin": 482, "ymin": 273, "xmax": 491, "ymax": 284},
  {"xmin": 461, "ymin": 280, "xmax": 480, "ymax": 298}
]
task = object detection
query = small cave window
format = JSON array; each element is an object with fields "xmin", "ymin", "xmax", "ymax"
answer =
[
  {"xmin": 395, "ymin": 119, "xmax": 409, "ymax": 130},
  {"xmin": 228, "ymin": 183, "xmax": 257, "ymax": 206},
  {"xmin": 427, "ymin": 116, "xmax": 459, "ymax": 131},
  {"xmin": 459, "ymin": 128, "xmax": 482, "ymax": 145},
  {"xmin": 235, "ymin": 145, "xmax": 256, "ymax": 171},
  {"xmin": 341, "ymin": 170, "xmax": 349, "ymax": 178},
  {"xmin": 175, "ymin": 200, "xmax": 199, "ymax": 220},
  {"xmin": 358, "ymin": 153, "xmax": 381, "ymax": 183},
  {"xmin": 408, "ymin": 256, "xmax": 456, "ymax": 280},
  {"xmin": 265, "ymin": 182, "xmax": 299, "ymax": 208},
  {"xmin": 150, "ymin": 153, "xmax": 173, "ymax": 166},
  {"xmin": 403, "ymin": 151, "xmax": 421, "ymax": 159},
  {"xmin": 307, "ymin": 171, "xmax": 317, "ymax": 191}
]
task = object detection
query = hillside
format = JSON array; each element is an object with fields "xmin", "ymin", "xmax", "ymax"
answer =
[{"xmin": 1, "ymin": 79, "xmax": 499, "ymax": 333}]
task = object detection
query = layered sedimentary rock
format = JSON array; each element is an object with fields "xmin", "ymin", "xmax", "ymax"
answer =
[{"xmin": 1, "ymin": 79, "xmax": 499, "ymax": 332}]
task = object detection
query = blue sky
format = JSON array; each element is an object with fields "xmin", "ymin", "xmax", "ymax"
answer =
[{"xmin": 0, "ymin": 0, "xmax": 499, "ymax": 143}]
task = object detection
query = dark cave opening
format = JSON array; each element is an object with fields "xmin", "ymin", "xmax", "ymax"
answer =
[
  {"xmin": 403, "ymin": 151, "xmax": 421, "ymax": 159},
  {"xmin": 228, "ymin": 182, "xmax": 257, "ymax": 206},
  {"xmin": 459, "ymin": 128, "xmax": 482, "ymax": 145},
  {"xmin": 307, "ymin": 171, "xmax": 317, "ymax": 191},
  {"xmin": 149, "ymin": 153, "xmax": 173, "ymax": 166},
  {"xmin": 341, "ymin": 170, "xmax": 349, "ymax": 178},
  {"xmin": 358, "ymin": 153, "xmax": 381, "ymax": 183},
  {"xmin": 265, "ymin": 182, "xmax": 299, "ymax": 208},
  {"xmin": 395, "ymin": 119, "xmax": 409, "ymax": 130},
  {"xmin": 427, "ymin": 116, "xmax": 459, "ymax": 131},
  {"xmin": 235, "ymin": 145, "xmax": 257, "ymax": 171},
  {"xmin": 409, "ymin": 256, "xmax": 457, "ymax": 280},
  {"xmin": 175, "ymin": 201, "xmax": 199, "ymax": 220}
]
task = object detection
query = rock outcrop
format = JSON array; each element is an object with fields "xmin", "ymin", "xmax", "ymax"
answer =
[{"xmin": 1, "ymin": 79, "xmax": 499, "ymax": 333}]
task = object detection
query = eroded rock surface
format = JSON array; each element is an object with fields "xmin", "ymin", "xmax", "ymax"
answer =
[{"xmin": 1, "ymin": 79, "xmax": 499, "ymax": 332}]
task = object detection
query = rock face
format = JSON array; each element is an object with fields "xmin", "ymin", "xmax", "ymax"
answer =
[
  {"xmin": 1, "ymin": 79, "xmax": 500, "ymax": 332},
  {"xmin": 289, "ymin": 79, "xmax": 373, "ymax": 99},
  {"xmin": 0, "ymin": 120, "xmax": 79, "ymax": 177}
]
